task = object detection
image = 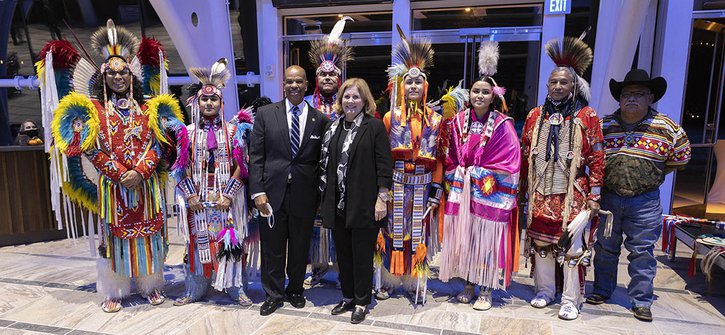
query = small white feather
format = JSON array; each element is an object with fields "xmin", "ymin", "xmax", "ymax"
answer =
[
  {"xmin": 577, "ymin": 74, "xmax": 591, "ymax": 102},
  {"xmin": 129, "ymin": 57, "xmax": 142, "ymax": 79}
]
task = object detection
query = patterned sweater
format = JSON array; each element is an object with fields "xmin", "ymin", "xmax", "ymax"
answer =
[{"xmin": 600, "ymin": 109, "xmax": 691, "ymax": 197}]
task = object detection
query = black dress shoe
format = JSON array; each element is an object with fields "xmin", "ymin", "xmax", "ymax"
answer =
[
  {"xmin": 287, "ymin": 293, "xmax": 306, "ymax": 308},
  {"xmin": 260, "ymin": 298, "xmax": 283, "ymax": 316},
  {"xmin": 585, "ymin": 293, "xmax": 608, "ymax": 305},
  {"xmin": 632, "ymin": 306, "xmax": 653, "ymax": 322},
  {"xmin": 331, "ymin": 300, "xmax": 354, "ymax": 315},
  {"xmin": 350, "ymin": 305, "xmax": 366, "ymax": 324}
]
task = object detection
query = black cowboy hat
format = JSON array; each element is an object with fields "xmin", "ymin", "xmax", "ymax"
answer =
[{"xmin": 609, "ymin": 69, "xmax": 667, "ymax": 102}]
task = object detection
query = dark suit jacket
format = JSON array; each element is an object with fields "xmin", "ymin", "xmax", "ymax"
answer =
[
  {"xmin": 249, "ymin": 100, "xmax": 330, "ymax": 219},
  {"xmin": 320, "ymin": 114, "xmax": 393, "ymax": 229}
]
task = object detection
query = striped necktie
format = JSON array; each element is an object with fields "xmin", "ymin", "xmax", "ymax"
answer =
[{"xmin": 290, "ymin": 105, "xmax": 301, "ymax": 158}]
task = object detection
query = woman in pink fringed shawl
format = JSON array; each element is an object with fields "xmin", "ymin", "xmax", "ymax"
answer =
[{"xmin": 439, "ymin": 41, "xmax": 521, "ymax": 311}]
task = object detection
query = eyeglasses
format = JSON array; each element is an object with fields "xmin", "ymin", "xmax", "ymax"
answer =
[{"xmin": 621, "ymin": 91, "xmax": 650, "ymax": 99}]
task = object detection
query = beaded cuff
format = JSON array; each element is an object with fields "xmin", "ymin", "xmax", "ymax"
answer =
[
  {"xmin": 428, "ymin": 182, "xmax": 443, "ymax": 205},
  {"xmin": 178, "ymin": 177, "xmax": 197, "ymax": 198},
  {"xmin": 223, "ymin": 178, "xmax": 243, "ymax": 198}
]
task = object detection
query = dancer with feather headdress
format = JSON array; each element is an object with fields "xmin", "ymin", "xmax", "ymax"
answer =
[
  {"xmin": 174, "ymin": 58, "xmax": 256, "ymax": 306},
  {"xmin": 373, "ymin": 26, "xmax": 448, "ymax": 306},
  {"xmin": 438, "ymin": 41, "xmax": 521, "ymax": 311},
  {"xmin": 519, "ymin": 36, "xmax": 604, "ymax": 320},
  {"xmin": 38, "ymin": 19, "xmax": 185, "ymax": 313},
  {"xmin": 303, "ymin": 16, "xmax": 353, "ymax": 288}
]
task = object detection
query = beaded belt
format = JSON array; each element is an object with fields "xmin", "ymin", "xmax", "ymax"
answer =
[
  {"xmin": 393, "ymin": 170, "xmax": 432, "ymax": 185},
  {"xmin": 390, "ymin": 161, "xmax": 428, "ymax": 275}
]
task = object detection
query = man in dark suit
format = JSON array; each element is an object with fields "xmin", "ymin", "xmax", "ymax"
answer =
[{"xmin": 249, "ymin": 65, "xmax": 331, "ymax": 316}]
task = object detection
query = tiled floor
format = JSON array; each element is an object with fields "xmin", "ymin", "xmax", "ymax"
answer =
[{"xmin": 0, "ymin": 225, "xmax": 723, "ymax": 335}]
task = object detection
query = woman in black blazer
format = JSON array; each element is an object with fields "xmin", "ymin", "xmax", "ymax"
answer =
[{"xmin": 319, "ymin": 78, "xmax": 393, "ymax": 324}]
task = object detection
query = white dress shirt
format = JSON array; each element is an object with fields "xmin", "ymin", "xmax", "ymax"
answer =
[
  {"xmin": 251, "ymin": 99, "xmax": 309, "ymax": 201},
  {"xmin": 285, "ymin": 98, "xmax": 308, "ymax": 138}
]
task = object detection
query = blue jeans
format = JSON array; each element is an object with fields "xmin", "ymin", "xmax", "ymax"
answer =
[{"xmin": 593, "ymin": 189, "xmax": 663, "ymax": 308}]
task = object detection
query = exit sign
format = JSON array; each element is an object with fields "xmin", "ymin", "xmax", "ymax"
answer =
[{"xmin": 544, "ymin": 0, "xmax": 571, "ymax": 14}]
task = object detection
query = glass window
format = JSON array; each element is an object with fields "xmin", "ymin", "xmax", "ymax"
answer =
[
  {"xmin": 672, "ymin": 18, "xmax": 725, "ymax": 219},
  {"xmin": 564, "ymin": 0, "xmax": 599, "ymax": 82},
  {"xmin": 695, "ymin": 0, "xmax": 725, "ymax": 11},
  {"xmin": 284, "ymin": 12, "xmax": 393, "ymax": 36},
  {"xmin": 413, "ymin": 5, "xmax": 542, "ymax": 30}
]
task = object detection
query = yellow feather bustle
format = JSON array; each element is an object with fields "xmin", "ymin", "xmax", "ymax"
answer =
[
  {"xmin": 51, "ymin": 92, "xmax": 100, "ymax": 154},
  {"xmin": 145, "ymin": 94, "xmax": 182, "ymax": 145},
  {"xmin": 62, "ymin": 182, "xmax": 99, "ymax": 213}
]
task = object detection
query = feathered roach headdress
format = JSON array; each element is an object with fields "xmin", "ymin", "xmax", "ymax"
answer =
[
  {"xmin": 189, "ymin": 58, "xmax": 231, "ymax": 98},
  {"xmin": 477, "ymin": 41, "xmax": 508, "ymax": 113},
  {"xmin": 545, "ymin": 34, "xmax": 593, "ymax": 102},
  {"xmin": 387, "ymin": 25, "xmax": 434, "ymax": 82},
  {"xmin": 90, "ymin": 19, "xmax": 139, "ymax": 73},
  {"xmin": 187, "ymin": 58, "xmax": 231, "ymax": 125},
  {"xmin": 387, "ymin": 25, "xmax": 435, "ymax": 110},
  {"xmin": 308, "ymin": 16, "xmax": 354, "ymax": 77}
]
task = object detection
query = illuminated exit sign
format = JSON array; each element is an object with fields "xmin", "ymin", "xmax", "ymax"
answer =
[{"xmin": 544, "ymin": 0, "xmax": 572, "ymax": 14}]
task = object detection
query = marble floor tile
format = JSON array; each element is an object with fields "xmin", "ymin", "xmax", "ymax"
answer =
[
  {"xmin": 0, "ymin": 283, "xmax": 48, "ymax": 315},
  {"xmin": 654, "ymin": 318, "xmax": 725, "ymax": 335},
  {"xmin": 646, "ymin": 292, "xmax": 686, "ymax": 320},
  {"xmin": 552, "ymin": 322, "xmax": 660, "ymax": 335},
  {"xmin": 252, "ymin": 314, "xmax": 336, "ymax": 335},
  {"xmin": 478, "ymin": 315, "xmax": 552, "ymax": 335},
  {"xmin": 409, "ymin": 309, "xmax": 482, "ymax": 333},
  {"xmin": 577, "ymin": 310, "xmax": 662, "ymax": 333},
  {"xmin": 171, "ymin": 308, "xmax": 269, "ymax": 335},
  {"xmin": 444, "ymin": 300, "xmax": 514, "ymax": 319},
  {"xmin": 0, "ymin": 288, "xmax": 110, "ymax": 330},
  {"xmin": 330, "ymin": 322, "xmax": 414, "ymax": 335},
  {"xmin": 660, "ymin": 293, "xmax": 725, "ymax": 325},
  {"xmin": 0, "ymin": 328, "xmax": 49, "ymax": 335}
]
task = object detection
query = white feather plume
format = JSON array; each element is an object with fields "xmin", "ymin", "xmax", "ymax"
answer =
[
  {"xmin": 329, "ymin": 16, "xmax": 353, "ymax": 43},
  {"xmin": 106, "ymin": 19, "xmax": 117, "ymax": 48},
  {"xmin": 576, "ymin": 74, "xmax": 591, "ymax": 102},
  {"xmin": 386, "ymin": 63, "xmax": 407, "ymax": 81},
  {"xmin": 210, "ymin": 58, "xmax": 227, "ymax": 81},
  {"xmin": 477, "ymin": 41, "xmax": 499, "ymax": 78}
]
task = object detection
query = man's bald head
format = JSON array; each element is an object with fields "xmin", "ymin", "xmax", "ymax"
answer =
[
  {"xmin": 284, "ymin": 65, "xmax": 309, "ymax": 105},
  {"xmin": 285, "ymin": 65, "xmax": 308, "ymax": 81}
]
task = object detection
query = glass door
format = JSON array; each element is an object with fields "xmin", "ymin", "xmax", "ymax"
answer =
[
  {"xmin": 281, "ymin": 6, "xmax": 543, "ymax": 122},
  {"xmin": 673, "ymin": 18, "xmax": 725, "ymax": 220},
  {"xmin": 411, "ymin": 27, "xmax": 541, "ymax": 130}
]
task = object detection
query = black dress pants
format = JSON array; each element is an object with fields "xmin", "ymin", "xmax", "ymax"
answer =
[
  {"xmin": 332, "ymin": 215, "xmax": 378, "ymax": 306},
  {"xmin": 259, "ymin": 185, "xmax": 315, "ymax": 300}
]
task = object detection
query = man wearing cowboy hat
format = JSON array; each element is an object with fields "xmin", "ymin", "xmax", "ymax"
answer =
[{"xmin": 586, "ymin": 69, "xmax": 691, "ymax": 322}]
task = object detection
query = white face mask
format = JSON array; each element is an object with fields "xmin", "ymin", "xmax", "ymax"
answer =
[{"xmin": 259, "ymin": 203, "xmax": 275, "ymax": 228}]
